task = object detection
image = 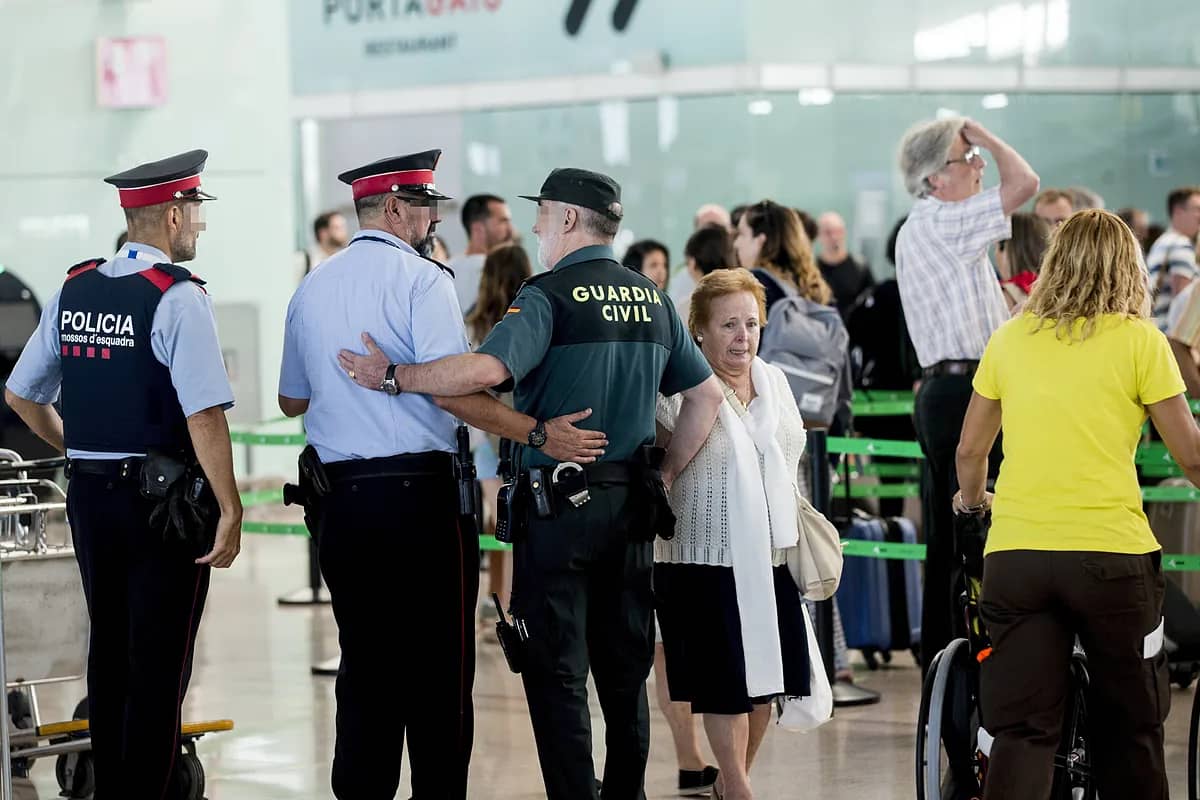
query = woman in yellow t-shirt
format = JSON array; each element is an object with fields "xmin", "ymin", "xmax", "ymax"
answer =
[{"xmin": 955, "ymin": 209, "xmax": 1200, "ymax": 800}]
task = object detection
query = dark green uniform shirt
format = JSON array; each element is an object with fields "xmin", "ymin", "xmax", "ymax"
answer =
[{"xmin": 477, "ymin": 244, "xmax": 711, "ymax": 467}]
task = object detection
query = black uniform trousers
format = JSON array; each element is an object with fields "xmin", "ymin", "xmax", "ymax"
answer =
[
  {"xmin": 67, "ymin": 473, "xmax": 210, "ymax": 800},
  {"xmin": 912, "ymin": 374, "xmax": 1001, "ymax": 672},
  {"xmin": 512, "ymin": 484, "xmax": 655, "ymax": 800},
  {"xmin": 317, "ymin": 468, "xmax": 478, "ymax": 799}
]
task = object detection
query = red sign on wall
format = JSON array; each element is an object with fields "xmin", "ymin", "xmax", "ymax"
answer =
[{"xmin": 96, "ymin": 36, "xmax": 168, "ymax": 109}]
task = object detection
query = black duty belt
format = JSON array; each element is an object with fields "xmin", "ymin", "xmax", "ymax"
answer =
[
  {"xmin": 922, "ymin": 360, "xmax": 979, "ymax": 379},
  {"xmin": 539, "ymin": 459, "xmax": 641, "ymax": 512},
  {"xmin": 324, "ymin": 451, "xmax": 454, "ymax": 483},
  {"xmin": 577, "ymin": 461, "xmax": 637, "ymax": 486},
  {"xmin": 66, "ymin": 457, "xmax": 144, "ymax": 480}
]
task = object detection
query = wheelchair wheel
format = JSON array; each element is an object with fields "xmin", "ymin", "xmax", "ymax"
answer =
[
  {"xmin": 55, "ymin": 752, "xmax": 96, "ymax": 799},
  {"xmin": 916, "ymin": 638, "xmax": 982, "ymax": 800},
  {"xmin": 915, "ymin": 648, "xmax": 945, "ymax": 800},
  {"xmin": 8, "ymin": 688, "xmax": 34, "ymax": 778},
  {"xmin": 1189, "ymin": 683, "xmax": 1200, "ymax": 800},
  {"xmin": 174, "ymin": 750, "xmax": 206, "ymax": 800}
]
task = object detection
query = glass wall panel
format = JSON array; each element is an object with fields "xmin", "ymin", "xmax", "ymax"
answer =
[{"xmin": 313, "ymin": 91, "xmax": 1195, "ymax": 276}]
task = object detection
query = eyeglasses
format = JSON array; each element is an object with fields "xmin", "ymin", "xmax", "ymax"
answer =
[
  {"xmin": 396, "ymin": 194, "xmax": 440, "ymax": 209},
  {"xmin": 945, "ymin": 145, "xmax": 983, "ymax": 167}
]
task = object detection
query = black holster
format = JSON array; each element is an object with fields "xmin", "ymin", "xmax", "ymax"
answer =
[
  {"xmin": 142, "ymin": 451, "xmax": 219, "ymax": 559},
  {"xmin": 493, "ymin": 593, "xmax": 528, "ymax": 674},
  {"xmin": 634, "ymin": 445, "xmax": 676, "ymax": 542},
  {"xmin": 453, "ymin": 424, "xmax": 478, "ymax": 524},
  {"xmin": 283, "ymin": 445, "xmax": 331, "ymax": 537}
]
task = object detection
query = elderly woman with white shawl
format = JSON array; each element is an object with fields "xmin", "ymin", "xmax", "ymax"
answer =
[{"xmin": 655, "ymin": 268, "xmax": 810, "ymax": 800}]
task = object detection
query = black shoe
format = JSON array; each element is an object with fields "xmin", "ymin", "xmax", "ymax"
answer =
[{"xmin": 679, "ymin": 766, "xmax": 719, "ymax": 796}]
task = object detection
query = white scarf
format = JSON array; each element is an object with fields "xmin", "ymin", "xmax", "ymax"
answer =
[{"xmin": 718, "ymin": 357, "xmax": 800, "ymax": 697}]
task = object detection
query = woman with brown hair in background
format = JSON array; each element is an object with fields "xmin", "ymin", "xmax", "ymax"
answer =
[
  {"xmin": 465, "ymin": 244, "xmax": 532, "ymax": 620},
  {"xmin": 995, "ymin": 211, "xmax": 1051, "ymax": 313},
  {"xmin": 733, "ymin": 199, "xmax": 833, "ymax": 311}
]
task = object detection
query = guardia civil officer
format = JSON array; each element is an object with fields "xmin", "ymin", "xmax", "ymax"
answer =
[
  {"xmin": 3, "ymin": 150, "xmax": 241, "ymax": 799},
  {"xmin": 339, "ymin": 167, "xmax": 725, "ymax": 800},
  {"xmin": 277, "ymin": 151, "xmax": 608, "ymax": 799}
]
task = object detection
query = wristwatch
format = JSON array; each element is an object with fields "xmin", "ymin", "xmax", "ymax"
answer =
[
  {"xmin": 379, "ymin": 364, "xmax": 401, "ymax": 396},
  {"xmin": 527, "ymin": 420, "xmax": 547, "ymax": 450}
]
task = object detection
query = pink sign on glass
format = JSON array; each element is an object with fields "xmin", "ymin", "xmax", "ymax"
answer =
[{"xmin": 96, "ymin": 36, "xmax": 168, "ymax": 108}]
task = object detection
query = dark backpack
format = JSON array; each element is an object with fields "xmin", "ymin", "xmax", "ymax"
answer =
[{"xmin": 846, "ymin": 278, "xmax": 920, "ymax": 390}]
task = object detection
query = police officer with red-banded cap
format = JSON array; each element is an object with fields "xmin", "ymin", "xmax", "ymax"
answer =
[
  {"xmin": 280, "ymin": 150, "xmax": 606, "ymax": 798},
  {"xmin": 3, "ymin": 150, "xmax": 241, "ymax": 799}
]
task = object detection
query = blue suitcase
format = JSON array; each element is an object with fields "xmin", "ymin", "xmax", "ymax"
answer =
[
  {"xmin": 836, "ymin": 515, "xmax": 891, "ymax": 657},
  {"xmin": 884, "ymin": 517, "xmax": 922, "ymax": 656}
]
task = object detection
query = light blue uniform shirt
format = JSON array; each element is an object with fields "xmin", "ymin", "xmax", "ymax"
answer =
[
  {"xmin": 4, "ymin": 243, "xmax": 235, "ymax": 460},
  {"xmin": 278, "ymin": 229, "xmax": 469, "ymax": 464}
]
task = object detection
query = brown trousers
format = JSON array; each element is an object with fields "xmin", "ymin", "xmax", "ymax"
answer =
[{"xmin": 979, "ymin": 549, "xmax": 1170, "ymax": 800}]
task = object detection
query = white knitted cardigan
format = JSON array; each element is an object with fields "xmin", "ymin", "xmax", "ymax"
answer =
[{"xmin": 655, "ymin": 364, "xmax": 807, "ymax": 567}]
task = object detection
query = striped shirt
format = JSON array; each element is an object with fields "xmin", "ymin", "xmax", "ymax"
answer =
[
  {"xmin": 1167, "ymin": 281, "xmax": 1200, "ymax": 348},
  {"xmin": 895, "ymin": 186, "xmax": 1011, "ymax": 368},
  {"xmin": 1147, "ymin": 227, "xmax": 1198, "ymax": 331}
]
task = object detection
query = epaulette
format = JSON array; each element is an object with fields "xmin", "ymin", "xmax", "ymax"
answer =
[
  {"xmin": 139, "ymin": 263, "xmax": 208, "ymax": 295},
  {"xmin": 520, "ymin": 270, "xmax": 557, "ymax": 289},
  {"xmin": 419, "ymin": 254, "xmax": 455, "ymax": 279},
  {"xmin": 64, "ymin": 258, "xmax": 106, "ymax": 281}
]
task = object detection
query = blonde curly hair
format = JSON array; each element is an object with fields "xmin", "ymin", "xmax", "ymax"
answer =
[{"xmin": 1024, "ymin": 208, "xmax": 1151, "ymax": 342}]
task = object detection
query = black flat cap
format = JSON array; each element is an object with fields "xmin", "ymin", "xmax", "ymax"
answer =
[
  {"xmin": 520, "ymin": 168, "xmax": 623, "ymax": 221},
  {"xmin": 338, "ymin": 149, "xmax": 451, "ymax": 201},
  {"xmin": 104, "ymin": 149, "xmax": 216, "ymax": 208}
]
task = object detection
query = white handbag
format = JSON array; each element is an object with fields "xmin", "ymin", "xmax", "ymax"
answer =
[
  {"xmin": 786, "ymin": 486, "xmax": 843, "ymax": 601},
  {"xmin": 776, "ymin": 603, "xmax": 834, "ymax": 732}
]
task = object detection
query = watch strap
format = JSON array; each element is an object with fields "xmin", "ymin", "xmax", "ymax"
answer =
[{"xmin": 381, "ymin": 363, "xmax": 400, "ymax": 395}]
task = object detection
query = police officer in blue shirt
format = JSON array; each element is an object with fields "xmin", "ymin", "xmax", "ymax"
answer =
[
  {"xmin": 278, "ymin": 150, "xmax": 606, "ymax": 800},
  {"xmin": 339, "ymin": 167, "xmax": 724, "ymax": 800},
  {"xmin": 3, "ymin": 150, "xmax": 241, "ymax": 799}
]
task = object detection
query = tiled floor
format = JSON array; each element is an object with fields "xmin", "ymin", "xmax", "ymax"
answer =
[{"xmin": 17, "ymin": 533, "xmax": 1200, "ymax": 798}]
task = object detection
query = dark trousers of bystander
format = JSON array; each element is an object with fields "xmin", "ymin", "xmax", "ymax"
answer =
[{"xmin": 913, "ymin": 373, "xmax": 1001, "ymax": 671}]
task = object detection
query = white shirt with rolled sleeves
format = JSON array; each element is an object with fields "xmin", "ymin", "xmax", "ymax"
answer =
[
  {"xmin": 3, "ymin": 242, "xmax": 235, "ymax": 460},
  {"xmin": 895, "ymin": 185, "xmax": 1011, "ymax": 368},
  {"xmin": 278, "ymin": 229, "xmax": 470, "ymax": 464}
]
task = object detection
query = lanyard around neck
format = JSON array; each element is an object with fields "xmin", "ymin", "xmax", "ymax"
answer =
[
  {"xmin": 352, "ymin": 235, "xmax": 404, "ymax": 251},
  {"xmin": 119, "ymin": 248, "xmax": 164, "ymax": 264}
]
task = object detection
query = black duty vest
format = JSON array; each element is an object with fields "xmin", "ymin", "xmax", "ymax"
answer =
[{"xmin": 58, "ymin": 259, "xmax": 205, "ymax": 454}]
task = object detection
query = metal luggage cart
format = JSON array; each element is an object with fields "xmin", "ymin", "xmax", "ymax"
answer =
[{"xmin": 0, "ymin": 451, "xmax": 232, "ymax": 800}]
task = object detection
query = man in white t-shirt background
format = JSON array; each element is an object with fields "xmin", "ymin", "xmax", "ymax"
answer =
[
  {"xmin": 1149, "ymin": 186, "xmax": 1200, "ymax": 331},
  {"xmin": 1164, "ymin": 230, "xmax": 1200, "ymax": 397},
  {"xmin": 302, "ymin": 210, "xmax": 350, "ymax": 279},
  {"xmin": 448, "ymin": 193, "xmax": 515, "ymax": 314}
]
